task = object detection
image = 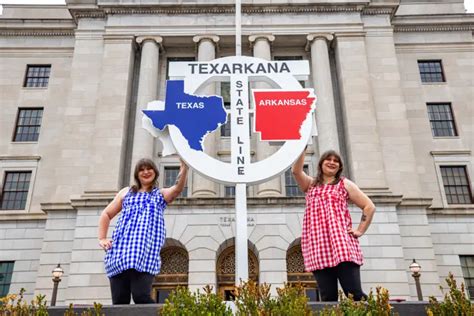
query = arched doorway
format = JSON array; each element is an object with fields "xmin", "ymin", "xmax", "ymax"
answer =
[
  {"xmin": 216, "ymin": 245, "xmax": 259, "ymax": 300},
  {"xmin": 153, "ymin": 243, "xmax": 189, "ymax": 303},
  {"xmin": 287, "ymin": 243, "xmax": 320, "ymax": 301}
]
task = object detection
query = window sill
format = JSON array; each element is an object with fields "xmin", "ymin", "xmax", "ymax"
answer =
[
  {"xmin": 433, "ymin": 136, "xmax": 460, "ymax": 140},
  {"xmin": 22, "ymin": 87, "xmax": 48, "ymax": 90},
  {"xmin": 10, "ymin": 141, "xmax": 39, "ymax": 144},
  {"xmin": 421, "ymin": 82, "xmax": 447, "ymax": 85},
  {"xmin": 428, "ymin": 205, "xmax": 474, "ymax": 215}
]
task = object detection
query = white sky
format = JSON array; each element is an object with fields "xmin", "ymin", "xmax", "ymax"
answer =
[{"xmin": 0, "ymin": 0, "xmax": 473, "ymax": 14}]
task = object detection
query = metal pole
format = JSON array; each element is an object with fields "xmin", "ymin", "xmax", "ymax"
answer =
[
  {"xmin": 235, "ymin": 183, "xmax": 249, "ymax": 285},
  {"xmin": 413, "ymin": 273, "xmax": 423, "ymax": 301},
  {"xmin": 235, "ymin": 0, "xmax": 242, "ymax": 56},
  {"xmin": 51, "ymin": 278, "xmax": 60, "ymax": 306}
]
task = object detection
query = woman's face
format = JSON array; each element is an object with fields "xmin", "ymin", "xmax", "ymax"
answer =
[
  {"xmin": 321, "ymin": 155, "xmax": 340, "ymax": 177},
  {"xmin": 138, "ymin": 166, "xmax": 156, "ymax": 187}
]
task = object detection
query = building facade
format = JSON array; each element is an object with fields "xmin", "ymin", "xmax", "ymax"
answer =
[{"xmin": 0, "ymin": 0, "xmax": 473, "ymax": 305}]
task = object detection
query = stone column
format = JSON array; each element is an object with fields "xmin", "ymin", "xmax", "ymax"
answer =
[
  {"xmin": 307, "ymin": 33, "xmax": 340, "ymax": 155},
  {"xmin": 130, "ymin": 36, "xmax": 162, "ymax": 174},
  {"xmin": 333, "ymin": 33, "xmax": 387, "ymax": 189},
  {"xmin": 249, "ymin": 34, "xmax": 282, "ymax": 197},
  {"xmin": 191, "ymin": 35, "xmax": 220, "ymax": 197}
]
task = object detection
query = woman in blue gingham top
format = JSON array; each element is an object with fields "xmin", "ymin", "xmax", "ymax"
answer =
[{"xmin": 98, "ymin": 158, "xmax": 188, "ymax": 304}]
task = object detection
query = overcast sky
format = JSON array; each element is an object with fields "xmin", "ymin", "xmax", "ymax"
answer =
[{"xmin": 0, "ymin": 0, "xmax": 473, "ymax": 14}]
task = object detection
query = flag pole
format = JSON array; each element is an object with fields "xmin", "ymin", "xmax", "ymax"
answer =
[{"xmin": 236, "ymin": 0, "xmax": 242, "ymax": 56}]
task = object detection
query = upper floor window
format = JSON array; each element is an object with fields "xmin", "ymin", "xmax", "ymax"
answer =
[
  {"xmin": 418, "ymin": 60, "xmax": 445, "ymax": 83},
  {"xmin": 460, "ymin": 255, "xmax": 474, "ymax": 299},
  {"xmin": 440, "ymin": 166, "xmax": 473, "ymax": 204},
  {"xmin": 224, "ymin": 185, "xmax": 235, "ymax": 197},
  {"xmin": 164, "ymin": 166, "xmax": 187, "ymax": 198},
  {"xmin": 285, "ymin": 165, "xmax": 308, "ymax": 197},
  {"xmin": 13, "ymin": 108, "xmax": 44, "ymax": 142},
  {"xmin": 0, "ymin": 171, "xmax": 32, "ymax": 210},
  {"xmin": 166, "ymin": 57, "xmax": 195, "ymax": 79},
  {"xmin": 24, "ymin": 65, "xmax": 51, "ymax": 88},
  {"xmin": 427, "ymin": 103, "xmax": 457, "ymax": 137},
  {"xmin": 0, "ymin": 261, "xmax": 14, "ymax": 297}
]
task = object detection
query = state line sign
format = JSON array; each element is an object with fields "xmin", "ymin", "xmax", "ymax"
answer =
[{"xmin": 142, "ymin": 55, "xmax": 317, "ymax": 185}]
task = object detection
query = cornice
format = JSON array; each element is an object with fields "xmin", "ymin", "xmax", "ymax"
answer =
[
  {"xmin": 0, "ymin": 29, "xmax": 75, "ymax": 37},
  {"xmin": 69, "ymin": 9, "xmax": 106, "ymax": 20},
  {"xmin": 0, "ymin": 212, "xmax": 47, "ymax": 221},
  {"xmin": 362, "ymin": 7, "xmax": 396, "ymax": 16},
  {"xmin": 394, "ymin": 24, "xmax": 474, "ymax": 32},
  {"xmin": 69, "ymin": 4, "xmax": 365, "ymax": 20},
  {"xmin": 395, "ymin": 43, "xmax": 474, "ymax": 53}
]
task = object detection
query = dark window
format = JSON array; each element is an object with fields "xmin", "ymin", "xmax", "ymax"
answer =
[
  {"xmin": 460, "ymin": 256, "xmax": 474, "ymax": 299},
  {"xmin": 0, "ymin": 262, "xmax": 14, "ymax": 297},
  {"xmin": 13, "ymin": 108, "xmax": 43, "ymax": 142},
  {"xmin": 224, "ymin": 186, "xmax": 235, "ymax": 197},
  {"xmin": 418, "ymin": 60, "xmax": 445, "ymax": 83},
  {"xmin": 164, "ymin": 167, "xmax": 187, "ymax": 198},
  {"xmin": 440, "ymin": 166, "xmax": 473, "ymax": 204},
  {"xmin": 0, "ymin": 171, "xmax": 32, "ymax": 210},
  {"xmin": 427, "ymin": 103, "xmax": 457, "ymax": 137},
  {"xmin": 156, "ymin": 289, "xmax": 172, "ymax": 304},
  {"xmin": 166, "ymin": 57, "xmax": 195, "ymax": 79},
  {"xmin": 220, "ymin": 82, "xmax": 231, "ymax": 137},
  {"xmin": 285, "ymin": 165, "xmax": 309, "ymax": 197},
  {"xmin": 274, "ymin": 56, "xmax": 303, "ymax": 61},
  {"xmin": 24, "ymin": 65, "xmax": 51, "ymax": 87}
]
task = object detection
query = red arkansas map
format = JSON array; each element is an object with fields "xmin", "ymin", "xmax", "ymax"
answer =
[{"xmin": 253, "ymin": 90, "xmax": 316, "ymax": 141}]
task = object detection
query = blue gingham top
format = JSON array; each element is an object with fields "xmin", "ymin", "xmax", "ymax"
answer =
[{"xmin": 104, "ymin": 187, "xmax": 167, "ymax": 278}]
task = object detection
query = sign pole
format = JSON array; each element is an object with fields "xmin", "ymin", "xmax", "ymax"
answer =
[
  {"xmin": 234, "ymin": 0, "xmax": 248, "ymax": 286},
  {"xmin": 235, "ymin": 183, "xmax": 249, "ymax": 284}
]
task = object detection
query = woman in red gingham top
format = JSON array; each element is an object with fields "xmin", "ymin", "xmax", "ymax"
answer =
[{"xmin": 292, "ymin": 149, "xmax": 375, "ymax": 302}]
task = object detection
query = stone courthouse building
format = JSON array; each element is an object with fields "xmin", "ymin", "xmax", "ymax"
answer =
[{"xmin": 0, "ymin": 0, "xmax": 473, "ymax": 305}]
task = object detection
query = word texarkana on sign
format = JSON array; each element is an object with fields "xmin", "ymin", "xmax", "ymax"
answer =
[{"xmin": 188, "ymin": 62, "xmax": 291, "ymax": 75}]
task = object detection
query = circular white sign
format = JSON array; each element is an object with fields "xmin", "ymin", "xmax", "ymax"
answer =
[{"xmin": 147, "ymin": 56, "xmax": 316, "ymax": 185}]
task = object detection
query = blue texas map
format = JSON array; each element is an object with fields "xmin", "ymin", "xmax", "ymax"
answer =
[{"xmin": 143, "ymin": 80, "xmax": 227, "ymax": 151}]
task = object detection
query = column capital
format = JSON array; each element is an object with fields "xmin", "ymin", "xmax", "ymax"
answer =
[
  {"xmin": 307, "ymin": 33, "xmax": 334, "ymax": 43},
  {"xmin": 306, "ymin": 33, "xmax": 333, "ymax": 50},
  {"xmin": 248, "ymin": 34, "xmax": 275, "ymax": 44},
  {"xmin": 136, "ymin": 35, "xmax": 163, "ymax": 45},
  {"xmin": 192, "ymin": 34, "xmax": 220, "ymax": 45}
]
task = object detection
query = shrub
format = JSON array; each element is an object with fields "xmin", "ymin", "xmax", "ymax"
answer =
[
  {"xmin": 161, "ymin": 285, "xmax": 232, "ymax": 316},
  {"xmin": 319, "ymin": 287, "xmax": 397, "ymax": 316},
  {"xmin": 426, "ymin": 272, "xmax": 473, "ymax": 316},
  {"xmin": 273, "ymin": 283, "xmax": 312, "ymax": 316},
  {"xmin": 64, "ymin": 302, "xmax": 105, "ymax": 316},
  {"xmin": 0, "ymin": 288, "xmax": 48, "ymax": 316},
  {"xmin": 234, "ymin": 280, "xmax": 274, "ymax": 315},
  {"xmin": 233, "ymin": 280, "xmax": 312, "ymax": 315}
]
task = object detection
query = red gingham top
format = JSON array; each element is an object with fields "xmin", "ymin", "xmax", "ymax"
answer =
[{"xmin": 301, "ymin": 177, "xmax": 363, "ymax": 271}]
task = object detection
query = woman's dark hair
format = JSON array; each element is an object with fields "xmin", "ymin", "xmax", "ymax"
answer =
[
  {"xmin": 130, "ymin": 158, "xmax": 159, "ymax": 193},
  {"xmin": 314, "ymin": 150, "xmax": 344, "ymax": 186}
]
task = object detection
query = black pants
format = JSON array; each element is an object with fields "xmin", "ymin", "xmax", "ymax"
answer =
[
  {"xmin": 313, "ymin": 261, "xmax": 367, "ymax": 301},
  {"xmin": 109, "ymin": 269, "xmax": 155, "ymax": 304}
]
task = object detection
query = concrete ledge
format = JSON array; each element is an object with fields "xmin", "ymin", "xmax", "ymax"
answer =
[{"xmin": 47, "ymin": 301, "xmax": 430, "ymax": 316}]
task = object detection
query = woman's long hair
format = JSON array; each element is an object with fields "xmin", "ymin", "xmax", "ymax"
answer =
[
  {"xmin": 314, "ymin": 150, "xmax": 344, "ymax": 186},
  {"xmin": 130, "ymin": 158, "xmax": 159, "ymax": 193}
]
